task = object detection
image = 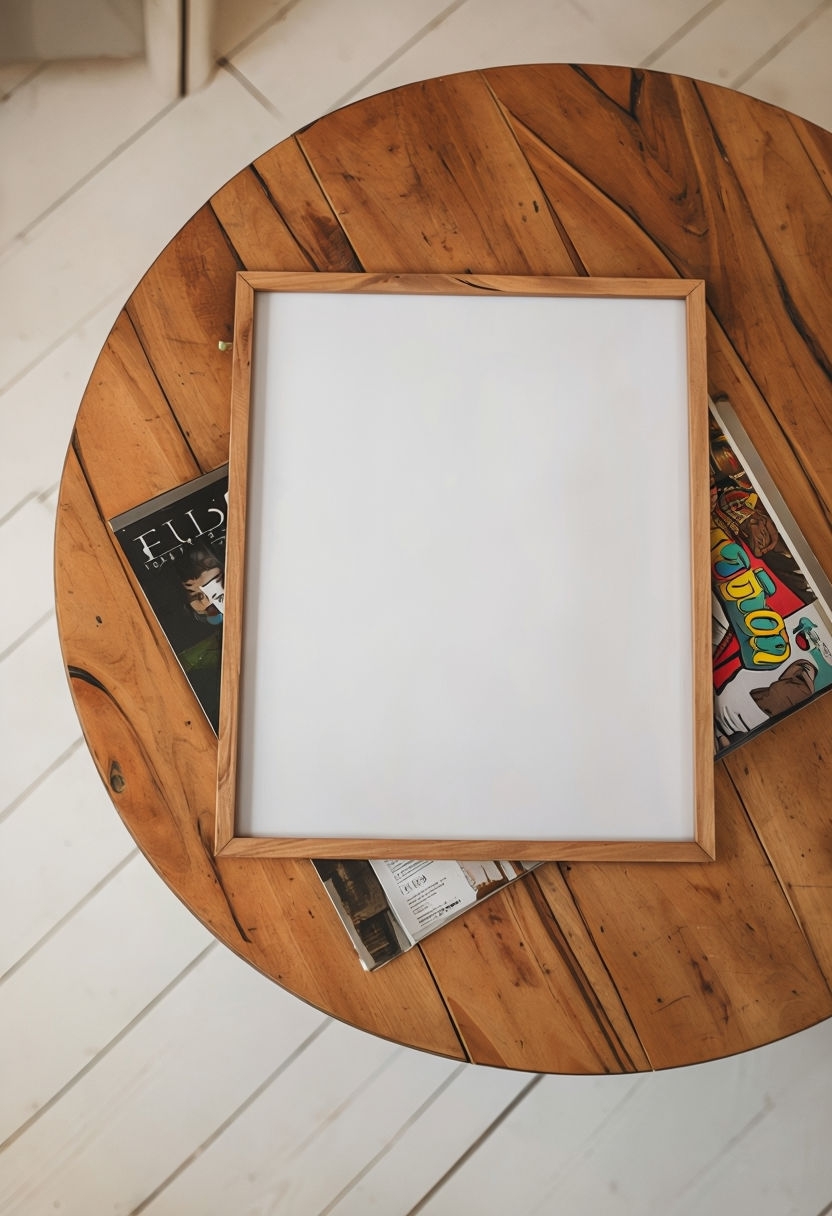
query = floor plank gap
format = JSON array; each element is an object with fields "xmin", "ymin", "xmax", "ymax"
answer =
[
  {"xmin": 731, "ymin": 0, "xmax": 832, "ymax": 87},
  {"xmin": 126, "ymin": 1017, "xmax": 331, "ymax": 1216},
  {"xmin": 0, "ymin": 941, "xmax": 218, "ymax": 1156},
  {"xmin": 640, "ymin": 0, "xmax": 727, "ymax": 67},
  {"xmin": 405, "ymin": 1074, "xmax": 543, "ymax": 1215}
]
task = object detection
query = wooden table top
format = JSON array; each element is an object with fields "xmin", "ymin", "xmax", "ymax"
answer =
[{"xmin": 56, "ymin": 65, "xmax": 832, "ymax": 1074}]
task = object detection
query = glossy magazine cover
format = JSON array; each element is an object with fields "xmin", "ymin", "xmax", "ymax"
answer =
[
  {"xmin": 710, "ymin": 400, "xmax": 832, "ymax": 756},
  {"xmin": 109, "ymin": 466, "xmax": 229, "ymax": 733}
]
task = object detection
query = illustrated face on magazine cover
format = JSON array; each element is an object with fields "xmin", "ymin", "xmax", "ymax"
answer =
[
  {"xmin": 183, "ymin": 566, "xmax": 224, "ymax": 621},
  {"xmin": 708, "ymin": 414, "xmax": 832, "ymax": 752}
]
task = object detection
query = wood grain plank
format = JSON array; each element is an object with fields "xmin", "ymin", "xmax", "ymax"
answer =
[
  {"xmin": 723, "ymin": 697, "xmax": 832, "ymax": 985},
  {"xmin": 296, "ymin": 72, "xmax": 579, "ymax": 275},
  {"xmin": 414, "ymin": 1070, "xmax": 642, "ymax": 1215},
  {"xmin": 558, "ymin": 766, "xmax": 832, "ymax": 1069},
  {"xmin": 0, "ymin": 947, "xmax": 327, "ymax": 1215},
  {"xmin": 55, "ymin": 448, "xmax": 466, "ymax": 1060},
  {"xmin": 209, "ymin": 167, "xmax": 314, "ymax": 272},
  {"xmin": 576, "ymin": 63, "xmax": 640, "ymax": 113},
  {"xmin": 505, "ymin": 101, "xmax": 832, "ymax": 571},
  {"xmin": 140, "ymin": 1023, "xmax": 457, "ymax": 1216},
  {"xmin": 322, "ymin": 1066, "xmax": 533, "ymax": 1216},
  {"xmin": 496, "ymin": 91, "xmax": 832, "ymax": 1048},
  {"xmin": 0, "ymin": 855, "xmax": 209, "ymax": 1145},
  {"xmin": 419, "ymin": 875, "xmax": 647, "ymax": 1073},
  {"xmin": 788, "ymin": 110, "xmax": 832, "ymax": 195},
  {"xmin": 125, "ymin": 204, "xmax": 239, "ymax": 472},
  {"xmin": 253, "ymin": 136, "xmax": 363, "ymax": 272},
  {"xmin": 0, "ymin": 746, "xmax": 133, "ymax": 977},
  {"xmin": 527, "ymin": 865, "xmax": 651, "ymax": 1069},
  {"xmin": 485, "ymin": 66, "xmax": 832, "ymax": 497},
  {"xmin": 72, "ymin": 309, "xmax": 202, "ymax": 519},
  {"xmin": 696, "ymin": 80, "xmax": 832, "ymax": 497}
]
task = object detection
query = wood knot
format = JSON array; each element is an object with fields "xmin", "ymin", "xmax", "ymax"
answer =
[{"xmin": 109, "ymin": 760, "xmax": 126, "ymax": 794}]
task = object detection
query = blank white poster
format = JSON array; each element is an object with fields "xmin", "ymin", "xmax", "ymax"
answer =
[{"xmin": 236, "ymin": 290, "xmax": 693, "ymax": 842}]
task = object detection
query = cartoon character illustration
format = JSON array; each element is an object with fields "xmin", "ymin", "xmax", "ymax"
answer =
[{"xmin": 708, "ymin": 412, "xmax": 832, "ymax": 754}]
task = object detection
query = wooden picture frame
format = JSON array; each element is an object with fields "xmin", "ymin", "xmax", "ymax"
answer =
[{"xmin": 215, "ymin": 272, "xmax": 713, "ymax": 861}]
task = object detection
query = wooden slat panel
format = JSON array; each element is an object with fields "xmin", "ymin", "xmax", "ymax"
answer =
[
  {"xmin": 557, "ymin": 767, "xmax": 832, "ymax": 1069},
  {"xmin": 420, "ymin": 875, "xmax": 647, "ymax": 1073},
  {"xmin": 0, "ymin": 948, "xmax": 327, "ymax": 1215},
  {"xmin": 0, "ymin": 855, "xmax": 209, "ymax": 1144},
  {"xmin": 253, "ymin": 137, "xmax": 363, "ymax": 272},
  {"xmin": 72, "ymin": 309, "xmax": 201, "ymax": 518},
  {"xmin": 485, "ymin": 66, "xmax": 832, "ymax": 473},
  {"xmin": 55, "ymin": 448, "xmax": 465, "ymax": 1060},
  {"xmin": 789, "ymin": 110, "xmax": 832, "ymax": 194},
  {"xmin": 492, "ymin": 84, "xmax": 832, "ymax": 1063},
  {"xmin": 696, "ymin": 81, "xmax": 832, "ymax": 501},
  {"xmin": 724, "ymin": 698, "xmax": 832, "ymax": 985},
  {"xmin": 209, "ymin": 167, "xmax": 314, "ymax": 272},
  {"xmin": 574, "ymin": 64, "xmax": 641, "ymax": 113},
  {"xmin": 505, "ymin": 99, "xmax": 832, "ymax": 570},
  {"xmin": 54, "ymin": 64, "xmax": 832, "ymax": 1076},
  {"xmin": 296, "ymin": 72, "xmax": 579, "ymax": 275},
  {"xmin": 126, "ymin": 204, "xmax": 239, "ymax": 472},
  {"xmin": 531, "ymin": 865, "xmax": 651, "ymax": 1068}
]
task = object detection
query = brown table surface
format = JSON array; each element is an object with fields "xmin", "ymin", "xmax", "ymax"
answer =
[{"xmin": 56, "ymin": 65, "xmax": 832, "ymax": 1074}]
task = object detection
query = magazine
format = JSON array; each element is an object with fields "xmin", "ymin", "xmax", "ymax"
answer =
[
  {"xmin": 710, "ymin": 398, "xmax": 832, "ymax": 756},
  {"xmin": 109, "ymin": 466, "xmax": 229, "ymax": 734},
  {"xmin": 312, "ymin": 858, "xmax": 540, "ymax": 970}
]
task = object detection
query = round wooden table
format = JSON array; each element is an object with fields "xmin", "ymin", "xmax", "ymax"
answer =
[{"xmin": 56, "ymin": 65, "xmax": 832, "ymax": 1073}]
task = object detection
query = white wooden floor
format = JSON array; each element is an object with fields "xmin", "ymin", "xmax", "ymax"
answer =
[{"xmin": 2, "ymin": 2, "xmax": 832, "ymax": 1212}]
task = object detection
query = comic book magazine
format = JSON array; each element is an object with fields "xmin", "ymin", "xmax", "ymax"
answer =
[
  {"xmin": 710, "ymin": 399, "xmax": 832, "ymax": 757},
  {"xmin": 109, "ymin": 466, "xmax": 228, "ymax": 734}
]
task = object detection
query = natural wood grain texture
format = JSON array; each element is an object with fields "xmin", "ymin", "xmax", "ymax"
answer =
[
  {"xmin": 695, "ymin": 82, "xmax": 832, "ymax": 508},
  {"xmin": 686, "ymin": 280, "xmax": 715, "ymax": 860},
  {"xmin": 788, "ymin": 110, "xmax": 832, "ymax": 194},
  {"xmin": 209, "ymin": 168, "xmax": 314, "ymax": 272},
  {"xmin": 418, "ymin": 875, "xmax": 644, "ymax": 1073},
  {"xmin": 126, "ymin": 204, "xmax": 239, "ymax": 472},
  {"xmin": 528, "ymin": 865, "xmax": 652, "ymax": 1070},
  {"xmin": 237, "ymin": 270, "xmax": 701, "ymax": 296},
  {"xmin": 296, "ymin": 73, "xmax": 579, "ymax": 275},
  {"xmin": 215, "ymin": 274, "xmax": 254, "ymax": 855},
  {"xmin": 706, "ymin": 330, "xmax": 832, "ymax": 578},
  {"xmin": 557, "ymin": 767, "xmax": 832, "ymax": 1069},
  {"xmin": 218, "ymin": 837, "xmax": 715, "ymax": 862},
  {"xmin": 504, "ymin": 93, "xmax": 832, "ymax": 582},
  {"xmin": 723, "ymin": 699, "xmax": 832, "ymax": 986},
  {"xmin": 485, "ymin": 65, "xmax": 832, "ymax": 454},
  {"xmin": 55, "ymin": 447, "xmax": 465, "ymax": 1060},
  {"xmin": 419, "ymin": 866, "xmax": 652, "ymax": 1073},
  {"xmin": 55, "ymin": 65, "xmax": 832, "ymax": 1071},
  {"xmin": 72, "ymin": 309, "xmax": 202, "ymax": 519},
  {"xmin": 576, "ymin": 64, "xmax": 639, "ymax": 112},
  {"xmin": 253, "ymin": 137, "xmax": 363, "ymax": 272}
]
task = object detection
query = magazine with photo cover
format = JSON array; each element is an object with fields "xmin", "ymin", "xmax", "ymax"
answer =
[
  {"xmin": 710, "ymin": 398, "xmax": 832, "ymax": 756},
  {"xmin": 312, "ymin": 858, "xmax": 541, "ymax": 970},
  {"xmin": 109, "ymin": 466, "xmax": 229, "ymax": 734}
]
